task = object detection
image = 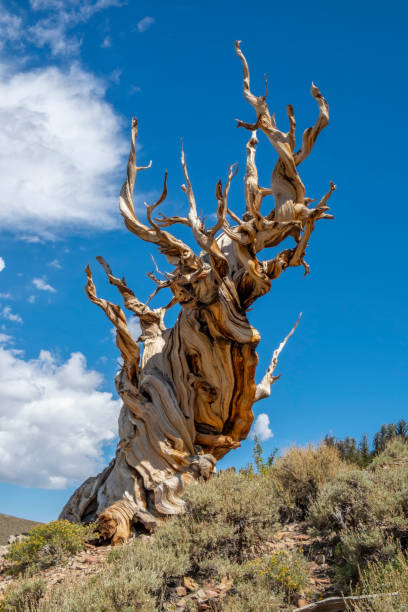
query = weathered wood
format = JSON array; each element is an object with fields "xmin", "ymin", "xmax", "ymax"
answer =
[
  {"xmin": 60, "ymin": 42, "xmax": 335, "ymax": 535},
  {"xmin": 293, "ymin": 593, "xmax": 399, "ymax": 611}
]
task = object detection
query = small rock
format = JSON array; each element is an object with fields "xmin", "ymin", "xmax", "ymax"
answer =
[
  {"xmin": 176, "ymin": 586, "xmax": 187, "ymax": 597},
  {"xmin": 196, "ymin": 589, "xmax": 208, "ymax": 602},
  {"xmin": 183, "ymin": 576, "xmax": 199, "ymax": 591},
  {"xmin": 315, "ymin": 553, "xmax": 326, "ymax": 565},
  {"xmin": 71, "ymin": 561, "xmax": 84, "ymax": 570},
  {"xmin": 204, "ymin": 589, "xmax": 219, "ymax": 599}
]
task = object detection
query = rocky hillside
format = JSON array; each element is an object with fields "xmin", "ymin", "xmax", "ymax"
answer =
[
  {"xmin": 1, "ymin": 435, "xmax": 408, "ymax": 611},
  {"xmin": 0, "ymin": 514, "xmax": 41, "ymax": 546}
]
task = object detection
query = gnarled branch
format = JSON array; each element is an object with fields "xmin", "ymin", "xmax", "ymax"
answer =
[
  {"xmin": 84, "ymin": 264, "xmax": 140, "ymax": 385},
  {"xmin": 255, "ymin": 313, "xmax": 302, "ymax": 402}
]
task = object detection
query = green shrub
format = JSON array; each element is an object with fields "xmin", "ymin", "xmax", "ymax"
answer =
[
  {"xmin": 334, "ymin": 527, "xmax": 399, "ymax": 591},
  {"xmin": 223, "ymin": 564, "xmax": 284, "ymax": 612},
  {"xmin": 350, "ymin": 551, "xmax": 408, "ymax": 611},
  {"xmin": 182, "ymin": 469, "xmax": 280, "ymax": 568},
  {"xmin": 39, "ymin": 471, "xmax": 282, "ymax": 611},
  {"xmin": 370, "ymin": 438, "xmax": 408, "ymax": 469},
  {"xmin": 246, "ymin": 549, "xmax": 310, "ymax": 599},
  {"xmin": 0, "ymin": 578, "xmax": 45, "ymax": 612},
  {"xmin": 6, "ymin": 521, "xmax": 97, "ymax": 574},
  {"xmin": 272, "ymin": 443, "xmax": 349, "ymax": 517},
  {"xmin": 40, "ymin": 569, "xmax": 158, "ymax": 612},
  {"xmin": 308, "ymin": 464, "xmax": 408, "ymax": 537},
  {"xmin": 308, "ymin": 470, "xmax": 376, "ymax": 534}
]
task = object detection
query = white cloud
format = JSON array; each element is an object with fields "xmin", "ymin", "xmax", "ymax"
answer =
[
  {"xmin": 0, "ymin": 293, "xmax": 11, "ymax": 298},
  {"xmin": 0, "ymin": 62, "xmax": 129, "ymax": 238},
  {"xmin": 0, "ymin": 343, "xmax": 121, "ymax": 488},
  {"xmin": 1, "ymin": 306, "xmax": 23, "ymax": 324},
  {"xmin": 48, "ymin": 259, "xmax": 62, "ymax": 269},
  {"xmin": 0, "ymin": 257, "xmax": 5, "ymax": 271},
  {"xmin": 101, "ymin": 35, "xmax": 111, "ymax": 48},
  {"xmin": 28, "ymin": 295, "xmax": 36, "ymax": 303},
  {"xmin": 33, "ymin": 277, "xmax": 56, "ymax": 293},
  {"xmin": 250, "ymin": 413, "xmax": 274, "ymax": 442},
  {"xmin": 137, "ymin": 16, "xmax": 154, "ymax": 32}
]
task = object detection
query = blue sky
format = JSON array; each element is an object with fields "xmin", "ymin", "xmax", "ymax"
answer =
[{"xmin": 0, "ymin": 0, "xmax": 407, "ymax": 522}]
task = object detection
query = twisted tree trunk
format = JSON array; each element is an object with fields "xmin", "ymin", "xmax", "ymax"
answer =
[{"xmin": 60, "ymin": 42, "xmax": 335, "ymax": 530}]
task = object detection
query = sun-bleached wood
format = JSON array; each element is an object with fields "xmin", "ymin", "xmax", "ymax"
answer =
[{"xmin": 60, "ymin": 42, "xmax": 335, "ymax": 531}]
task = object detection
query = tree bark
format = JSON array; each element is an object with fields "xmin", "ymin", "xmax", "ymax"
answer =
[{"xmin": 60, "ymin": 42, "xmax": 335, "ymax": 531}]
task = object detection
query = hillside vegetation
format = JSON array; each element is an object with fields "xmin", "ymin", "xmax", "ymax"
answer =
[{"xmin": 1, "ymin": 422, "xmax": 408, "ymax": 611}]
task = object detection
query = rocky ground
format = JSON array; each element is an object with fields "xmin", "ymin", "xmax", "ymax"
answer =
[{"xmin": 0, "ymin": 523, "xmax": 336, "ymax": 610}]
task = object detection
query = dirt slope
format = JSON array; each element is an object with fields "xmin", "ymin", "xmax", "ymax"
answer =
[{"xmin": 0, "ymin": 513, "xmax": 42, "ymax": 545}]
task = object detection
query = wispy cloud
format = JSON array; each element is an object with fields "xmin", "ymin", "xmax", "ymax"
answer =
[
  {"xmin": 0, "ymin": 6, "xmax": 23, "ymax": 49},
  {"xmin": 1, "ymin": 306, "xmax": 23, "ymax": 324},
  {"xmin": 0, "ymin": 257, "xmax": 5, "ymax": 272},
  {"xmin": 101, "ymin": 35, "xmax": 111, "ymax": 48},
  {"xmin": 48, "ymin": 259, "xmax": 62, "ymax": 269},
  {"xmin": 28, "ymin": 0, "xmax": 122, "ymax": 56},
  {"xmin": 0, "ymin": 1, "xmax": 122, "ymax": 57},
  {"xmin": 137, "ymin": 16, "xmax": 154, "ymax": 32},
  {"xmin": 33, "ymin": 277, "xmax": 56, "ymax": 293},
  {"xmin": 28, "ymin": 295, "xmax": 36, "ymax": 303},
  {"xmin": 250, "ymin": 413, "xmax": 274, "ymax": 442}
]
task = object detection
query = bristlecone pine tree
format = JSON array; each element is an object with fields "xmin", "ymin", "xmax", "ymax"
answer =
[{"xmin": 60, "ymin": 42, "xmax": 336, "ymax": 530}]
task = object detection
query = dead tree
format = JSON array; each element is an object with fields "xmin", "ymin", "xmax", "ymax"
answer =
[{"xmin": 60, "ymin": 42, "xmax": 335, "ymax": 530}]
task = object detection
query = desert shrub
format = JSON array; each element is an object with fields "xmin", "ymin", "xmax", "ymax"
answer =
[
  {"xmin": 182, "ymin": 469, "xmax": 280, "ymax": 569},
  {"xmin": 350, "ymin": 551, "xmax": 408, "ymax": 611},
  {"xmin": 0, "ymin": 577, "xmax": 45, "ymax": 612},
  {"xmin": 223, "ymin": 565, "xmax": 284, "ymax": 612},
  {"xmin": 40, "ymin": 567, "xmax": 158, "ymax": 612},
  {"xmin": 272, "ymin": 443, "xmax": 349, "ymax": 517},
  {"xmin": 334, "ymin": 527, "xmax": 399, "ymax": 591},
  {"xmin": 246, "ymin": 550, "xmax": 310, "ymax": 599},
  {"xmin": 41, "ymin": 471, "xmax": 282, "ymax": 610},
  {"xmin": 6, "ymin": 521, "xmax": 97, "ymax": 574},
  {"xmin": 41, "ymin": 535, "xmax": 166, "ymax": 611},
  {"xmin": 308, "ymin": 470, "xmax": 376, "ymax": 534},
  {"xmin": 308, "ymin": 464, "xmax": 408, "ymax": 537},
  {"xmin": 109, "ymin": 523, "xmax": 190, "ymax": 579},
  {"xmin": 221, "ymin": 550, "xmax": 309, "ymax": 611},
  {"xmin": 370, "ymin": 437, "xmax": 408, "ymax": 469}
]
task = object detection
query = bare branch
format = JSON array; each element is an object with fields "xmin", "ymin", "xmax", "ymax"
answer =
[
  {"xmin": 84, "ymin": 264, "xmax": 140, "ymax": 385},
  {"xmin": 316, "ymin": 181, "xmax": 337, "ymax": 209},
  {"xmin": 96, "ymin": 256, "xmax": 165, "ymax": 331},
  {"xmin": 119, "ymin": 118, "xmax": 199, "ymax": 270},
  {"xmin": 180, "ymin": 144, "xmax": 230, "ymax": 277},
  {"xmin": 286, "ymin": 104, "xmax": 296, "ymax": 151},
  {"xmin": 209, "ymin": 163, "xmax": 239, "ymax": 237},
  {"xmin": 294, "ymin": 83, "xmax": 329, "ymax": 167},
  {"xmin": 234, "ymin": 40, "xmax": 269, "ymax": 115},
  {"xmin": 235, "ymin": 42, "xmax": 305, "ymax": 219},
  {"xmin": 227, "ymin": 208, "xmax": 242, "ymax": 224},
  {"xmin": 255, "ymin": 313, "xmax": 302, "ymax": 402},
  {"xmin": 145, "ymin": 171, "xmax": 168, "ymax": 229}
]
